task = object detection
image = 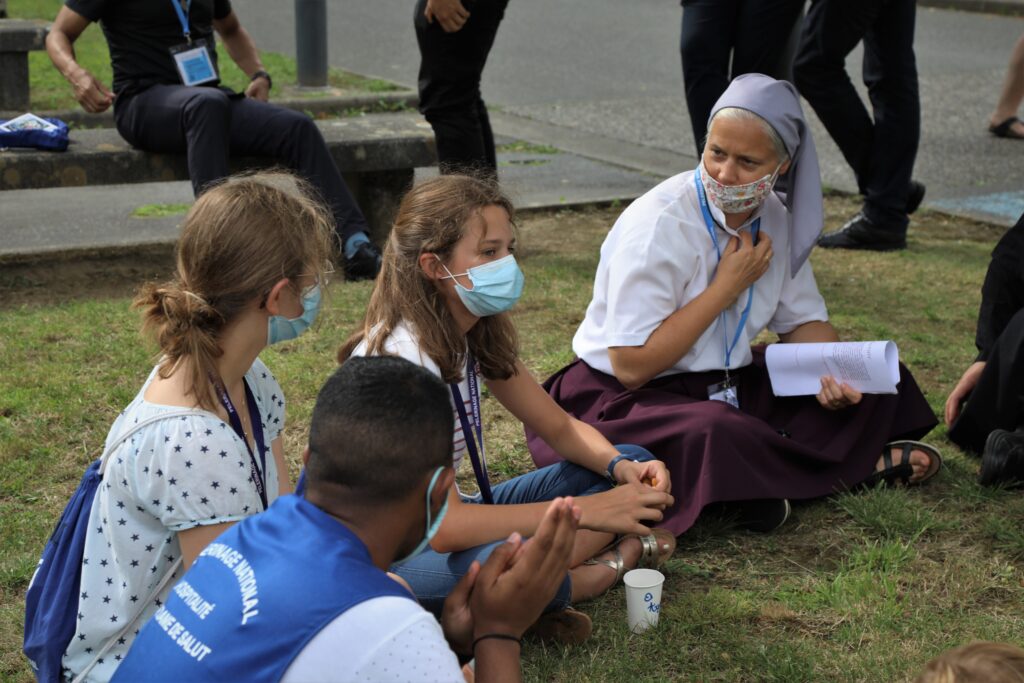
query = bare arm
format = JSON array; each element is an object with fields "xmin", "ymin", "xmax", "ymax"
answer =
[
  {"xmin": 178, "ymin": 522, "xmax": 233, "ymax": 569},
  {"xmin": 430, "ymin": 486, "xmax": 550, "ymax": 552},
  {"xmin": 46, "ymin": 6, "xmax": 114, "ymax": 112},
  {"xmin": 213, "ymin": 11, "xmax": 269, "ymax": 100},
  {"xmin": 608, "ymin": 231, "xmax": 773, "ymax": 390},
  {"xmin": 271, "ymin": 436, "xmax": 291, "ymax": 496},
  {"xmin": 429, "ymin": 364, "xmax": 674, "ymax": 553},
  {"xmin": 486, "ymin": 361, "xmax": 671, "ymax": 493},
  {"xmin": 777, "ymin": 320, "xmax": 839, "ymax": 344}
]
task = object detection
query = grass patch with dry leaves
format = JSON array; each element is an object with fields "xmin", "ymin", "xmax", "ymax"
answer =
[{"xmin": 1, "ymin": 198, "xmax": 1022, "ymax": 681}]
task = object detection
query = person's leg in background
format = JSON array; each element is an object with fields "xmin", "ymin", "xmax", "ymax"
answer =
[
  {"xmin": 114, "ymin": 84, "xmax": 232, "ymax": 196},
  {"xmin": 858, "ymin": 0, "xmax": 920, "ymax": 236},
  {"xmin": 414, "ymin": 0, "xmax": 509, "ymax": 177},
  {"xmin": 225, "ymin": 96, "xmax": 381, "ymax": 279},
  {"xmin": 680, "ymin": 0, "xmax": 737, "ymax": 157},
  {"xmin": 793, "ymin": 0, "xmax": 879, "ymax": 195},
  {"xmin": 989, "ymin": 32, "xmax": 1024, "ymax": 138},
  {"xmin": 794, "ymin": 0, "xmax": 918, "ymax": 250},
  {"xmin": 731, "ymin": 0, "xmax": 806, "ymax": 83}
]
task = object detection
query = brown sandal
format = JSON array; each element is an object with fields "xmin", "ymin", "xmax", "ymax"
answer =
[{"xmin": 864, "ymin": 440, "xmax": 943, "ymax": 488}]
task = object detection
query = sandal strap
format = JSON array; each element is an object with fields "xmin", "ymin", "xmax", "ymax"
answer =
[
  {"xmin": 881, "ymin": 448, "xmax": 894, "ymax": 471},
  {"xmin": 637, "ymin": 533, "xmax": 660, "ymax": 567},
  {"xmin": 898, "ymin": 442, "xmax": 914, "ymax": 467},
  {"xmin": 583, "ymin": 546, "xmax": 626, "ymax": 583}
]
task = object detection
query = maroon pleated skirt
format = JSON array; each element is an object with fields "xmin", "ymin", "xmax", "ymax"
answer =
[{"xmin": 526, "ymin": 346, "xmax": 938, "ymax": 536}]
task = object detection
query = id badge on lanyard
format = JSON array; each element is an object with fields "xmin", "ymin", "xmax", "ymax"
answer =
[
  {"xmin": 169, "ymin": 0, "xmax": 218, "ymax": 86},
  {"xmin": 695, "ymin": 168, "xmax": 757, "ymax": 410}
]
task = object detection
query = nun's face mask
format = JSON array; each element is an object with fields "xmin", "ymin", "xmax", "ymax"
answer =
[{"xmin": 702, "ymin": 116, "xmax": 787, "ymax": 214}]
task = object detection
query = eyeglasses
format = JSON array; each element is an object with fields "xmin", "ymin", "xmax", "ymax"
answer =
[{"xmin": 301, "ymin": 261, "xmax": 335, "ymax": 288}]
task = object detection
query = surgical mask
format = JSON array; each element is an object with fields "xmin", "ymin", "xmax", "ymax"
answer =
[
  {"xmin": 699, "ymin": 158, "xmax": 782, "ymax": 214},
  {"xmin": 437, "ymin": 254, "xmax": 525, "ymax": 317},
  {"xmin": 394, "ymin": 466, "xmax": 450, "ymax": 565},
  {"xmin": 267, "ymin": 283, "xmax": 321, "ymax": 345}
]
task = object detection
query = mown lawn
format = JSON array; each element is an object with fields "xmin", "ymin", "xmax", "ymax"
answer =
[{"xmin": 1, "ymin": 197, "xmax": 1022, "ymax": 682}]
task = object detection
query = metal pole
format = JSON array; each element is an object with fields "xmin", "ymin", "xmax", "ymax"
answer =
[{"xmin": 295, "ymin": 0, "xmax": 328, "ymax": 87}]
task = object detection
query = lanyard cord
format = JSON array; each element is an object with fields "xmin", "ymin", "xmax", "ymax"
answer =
[
  {"xmin": 171, "ymin": 0, "xmax": 192, "ymax": 42},
  {"xmin": 694, "ymin": 168, "xmax": 759, "ymax": 371},
  {"xmin": 212, "ymin": 377, "xmax": 268, "ymax": 510},
  {"xmin": 449, "ymin": 353, "xmax": 494, "ymax": 504}
]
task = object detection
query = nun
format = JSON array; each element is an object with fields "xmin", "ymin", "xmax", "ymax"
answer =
[{"xmin": 527, "ymin": 74, "xmax": 940, "ymax": 535}]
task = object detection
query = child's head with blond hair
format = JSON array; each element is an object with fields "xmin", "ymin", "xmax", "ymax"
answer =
[{"xmin": 916, "ymin": 642, "xmax": 1024, "ymax": 683}]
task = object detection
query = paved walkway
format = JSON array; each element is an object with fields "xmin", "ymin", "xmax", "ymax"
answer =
[{"xmin": 2, "ymin": 0, "xmax": 1022, "ymax": 262}]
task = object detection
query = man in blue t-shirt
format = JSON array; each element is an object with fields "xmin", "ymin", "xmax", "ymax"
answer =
[
  {"xmin": 112, "ymin": 356, "xmax": 580, "ymax": 682},
  {"xmin": 45, "ymin": 0, "xmax": 382, "ymax": 280}
]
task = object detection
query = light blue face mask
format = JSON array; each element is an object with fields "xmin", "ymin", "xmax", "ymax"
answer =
[
  {"xmin": 438, "ymin": 254, "xmax": 525, "ymax": 317},
  {"xmin": 267, "ymin": 283, "xmax": 321, "ymax": 346},
  {"xmin": 394, "ymin": 466, "xmax": 450, "ymax": 566}
]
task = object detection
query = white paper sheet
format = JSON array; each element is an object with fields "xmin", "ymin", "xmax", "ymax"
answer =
[{"xmin": 765, "ymin": 341, "xmax": 900, "ymax": 397}]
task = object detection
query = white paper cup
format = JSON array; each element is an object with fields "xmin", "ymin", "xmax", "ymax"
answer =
[{"xmin": 623, "ymin": 568, "xmax": 665, "ymax": 633}]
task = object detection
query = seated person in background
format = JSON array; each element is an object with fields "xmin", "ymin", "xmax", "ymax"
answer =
[
  {"xmin": 45, "ymin": 0, "xmax": 381, "ymax": 279},
  {"xmin": 946, "ymin": 214, "xmax": 1024, "ymax": 486},
  {"xmin": 341, "ymin": 175, "xmax": 675, "ymax": 639},
  {"xmin": 528, "ymin": 74, "xmax": 940, "ymax": 536},
  {"xmin": 114, "ymin": 356, "xmax": 581, "ymax": 683},
  {"xmin": 915, "ymin": 641, "xmax": 1024, "ymax": 683}
]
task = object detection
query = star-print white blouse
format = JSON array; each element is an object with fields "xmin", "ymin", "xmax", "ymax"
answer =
[{"xmin": 62, "ymin": 357, "xmax": 285, "ymax": 683}]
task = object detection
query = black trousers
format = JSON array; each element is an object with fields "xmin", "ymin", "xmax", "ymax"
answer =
[
  {"xmin": 414, "ymin": 0, "xmax": 509, "ymax": 177},
  {"xmin": 114, "ymin": 84, "xmax": 369, "ymax": 247},
  {"xmin": 793, "ymin": 0, "xmax": 920, "ymax": 232},
  {"xmin": 680, "ymin": 0, "xmax": 805, "ymax": 157},
  {"xmin": 949, "ymin": 308, "xmax": 1024, "ymax": 454}
]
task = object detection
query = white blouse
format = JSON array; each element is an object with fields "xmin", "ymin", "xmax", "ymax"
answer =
[{"xmin": 573, "ymin": 169, "xmax": 829, "ymax": 377}]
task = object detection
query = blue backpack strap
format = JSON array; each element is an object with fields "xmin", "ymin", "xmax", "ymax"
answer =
[{"xmin": 24, "ymin": 409, "xmax": 204, "ymax": 683}]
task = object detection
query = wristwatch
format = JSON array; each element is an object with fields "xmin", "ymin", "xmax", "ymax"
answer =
[
  {"xmin": 606, "ymin": 449, "xmax": 656, "ymax": 484},
  {"xmin": 250, "ymin": 70, "xmax": 272, "ymax": 90}
]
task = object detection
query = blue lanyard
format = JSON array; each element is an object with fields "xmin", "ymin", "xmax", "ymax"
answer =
[
  {"xmin": 171, "ymin": 0, "xmax": 192, "ymax": 42},
  {"xmin": 449, "ymin": 354, "xmax": 494, "ymax": 504},
  {"xmin": 212, "ymin": 377, "xmax": 268, "ymax": 510},
  {"xmin": 694, "ymin": 168, "xmax": 759, "ymax": 370}
]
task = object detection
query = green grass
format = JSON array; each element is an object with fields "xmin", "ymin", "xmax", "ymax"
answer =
[
  {"xmin": 2, "ymin": 197, "xmax": 1023, "ymax": 681},
  {"xmin": 130, "ymin": 203, "xmax": 191, "ymax": 219},
  {"xmin": 10, "ymin": 0, "xmax": 399, "ymax": 112},
  {"xmin": 497, "ymin": 140, "xmax": 561, "ymax": 155}
]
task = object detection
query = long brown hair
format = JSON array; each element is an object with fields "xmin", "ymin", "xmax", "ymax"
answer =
[
  {"xmin": 916, "ymin": 642, "xmax": 1024, "ymax": 683},
  {"xmin": 338, "ymin": 175, "xmax": 519, "ymax": 383},
  {"xmin": 135, "ymin": 172, "xmax": 335, "ymax": 411}
]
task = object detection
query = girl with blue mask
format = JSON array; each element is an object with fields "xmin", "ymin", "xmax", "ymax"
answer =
[{"xmin": 341, "ymin": 175, "xmax": 677, "ymax": 643}]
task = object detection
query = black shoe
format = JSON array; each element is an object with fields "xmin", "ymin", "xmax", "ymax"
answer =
[
  {"xmin": 979, "ymin": 428, "xmax": 1024, "ymax": 488},
  {"xmin": 906, "ymin": 180, "xmax": 926, "ymax": 215},
  {"xmin": 344, "ymin": 240, "xmax": 382, "ymax": 281},
  {"xmin": 733, "ymin": 498, "xmax": 791, "ymax": 533},
  {"xmin": 817, "ymin": 213, "xmax": 907, "ymax": 251}
]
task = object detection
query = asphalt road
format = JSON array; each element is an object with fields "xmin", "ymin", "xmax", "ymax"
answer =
[{"xmin": 237, "ymin": 0, "xmax": 1024, "ymax": 225}]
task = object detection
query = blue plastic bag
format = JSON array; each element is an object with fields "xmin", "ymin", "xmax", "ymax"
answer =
[{"xmin": 0, "ymin": 114, "xmax": 69, "ymax": 152}]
